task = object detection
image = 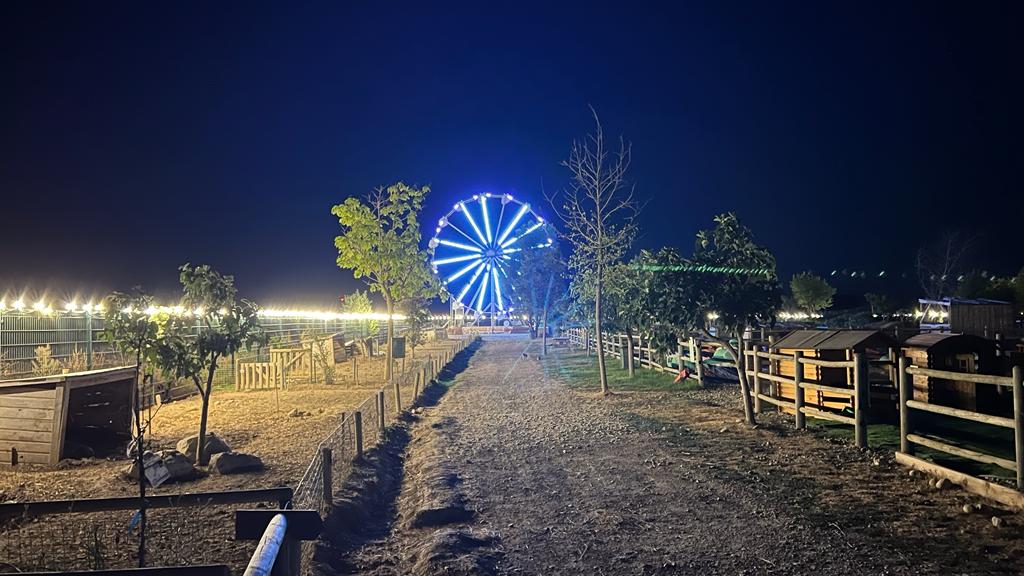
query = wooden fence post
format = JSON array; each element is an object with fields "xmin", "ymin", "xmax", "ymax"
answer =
[
  {"xmin": 794, "ymin": 351, "xmax": 805, "ymax": 430},
  {"xmin": 898, "ymin": 355, "xmax": 912, "ymax": 455},
  {"xmin": 321, "ymin": 447, "xmax": 333, "ymax": 513},
  {"xmin": 690, "ymin": 337, "xmax": 703, "ymax": 385},
  {"xmin": 352, "ymin": 356, "xmax": 358, "ymax": 385},
  {"xmin": 393, "ymin": 378, "xmax": 402, "ymax": 414},
  {"xmin": 585, "ymin": 329, "xmax": 590, "ymax": 356},
  {"xmin": 853, "ymin": 352, "xmax": 868, "ymax": 448},
  {"xmin": 749, "ymin": 342, "xmax": 762, "ymax": 413},
  {"xmin": 767, "ymin": 335, "xmax": 778, "ymax": 404},
  {"xmin": 1013, "ymin": 365, "xmax": 1023, "ymax": 490},
  {"xmin": 377, "ymin": 391, "xmax": 386, "ymax": 434},
  {"xmin": 621, "ymin": 336, "xmax": 628, "ymax": 370},
  {"xmin": 354, "ymin": 412, "xmax": 364, "ymax": 460}
]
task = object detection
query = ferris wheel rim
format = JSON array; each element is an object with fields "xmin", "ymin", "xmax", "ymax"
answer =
[{"xmin": 429, "ymin": 192, "xmax": 552, "ymax": 316}]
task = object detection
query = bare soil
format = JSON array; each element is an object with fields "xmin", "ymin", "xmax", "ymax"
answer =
[{"xmin": 325, "ymin": 339, "xmax": 1024, "ymax": 575}]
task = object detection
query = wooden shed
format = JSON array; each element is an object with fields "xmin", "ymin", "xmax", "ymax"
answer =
[
  {"xmin": 0, "ymin": 366, "xmax": 136, "ymax": 466},
  {"xmin": 918, "ymin": 298, "xmax": 1018, "ymax": 338},
  {"xmin": 902, "ymin": 333, "xmax": 1005, "ymax": 415},
  {"xmin": 770, "ymin": 330, "xmax": 894, "ymax": 413}
]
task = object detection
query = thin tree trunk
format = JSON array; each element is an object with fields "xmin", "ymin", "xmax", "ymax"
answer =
[
  {"xmin": 385, "ymin": 298, "xmax": 394, "ymax": 382},
  {"xmin": 595, "ymin": 275, "xmax": 609, "ymax": 395},
  {"xmin": 197, "ymin": 384, "xmax": 212, "ymax": 465},
  {"xmin": 542, "ymin": 308, "xmax": 548, "ymax": 356},
  {"xmin": 701, "ymin": 328, "xmax": 755, "ymax": 425}
]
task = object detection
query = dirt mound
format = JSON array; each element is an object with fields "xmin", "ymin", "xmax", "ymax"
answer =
[{"xmin": 407, "ymin": 527, "xmax": 500, "ymax": 575}]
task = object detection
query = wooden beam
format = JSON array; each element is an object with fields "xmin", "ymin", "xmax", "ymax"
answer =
[
  {"xmin": 906, "ymin": 399, "xmax": 1015, "ymax": 429},
  {"xmin": 907, "ymin": 433, "xmax": 1016, "ymax": 471},
  {"xmin": 894, "ymin": 452, "xmax": 1024, "ymax": 510},
  {"xmin": 801, "ymin": 406, "xmax": 855, "ymax": 425},
  {"xmin": 907, "ymin": 366, "xmax": 1013, "ymax": 387}
]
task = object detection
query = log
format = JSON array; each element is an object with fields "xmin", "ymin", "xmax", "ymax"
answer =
[
  {"xmin": 905, "ymin": 399, "xmax": 1015, "ymax": 429},
  {"xmin": 907, "ymin": 366, "xmax": 1013, "ymax": 387},
  {"xmin": 894, "ymin": 452, "xmax": 1024, "ymax": 510},
  {"xmin": 798, "ymin": 357, "xmax": 855, "ymax": 369},
  {"xmin": 801, "ymin": 406, "xmax": 855, "ymax": 425},
  {"xmin": 799, "ymin": 381, "xmax": 856, "ymax": 397}
]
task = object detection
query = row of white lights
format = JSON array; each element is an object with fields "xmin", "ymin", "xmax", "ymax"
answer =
[{"xmin": 0, "ymin": 299, "xmax": 404, "ymax": 321}]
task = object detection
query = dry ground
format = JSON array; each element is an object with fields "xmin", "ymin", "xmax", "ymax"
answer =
[{"xmin": 329, "ymin": 339, "xmax": 1024, "ymax": 576}]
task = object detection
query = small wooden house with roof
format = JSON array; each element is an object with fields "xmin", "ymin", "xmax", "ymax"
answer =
[
  {"xmin": 769, "ymin": 330, "xmax": 895, "ymax": 414},
  {"xmin": 902, "ymin": 333, "xmax": 1004, "ymax": 415},
  {"xmin": 0, "ymin": 366, "xmax": 135, "ymax": 466}
]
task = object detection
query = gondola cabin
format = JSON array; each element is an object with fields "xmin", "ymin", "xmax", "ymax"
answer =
[
  {"xmin": 770, "ymin": 330, "xmax": 894, "ymax": 414},
  {"xmin": 902, "ymin": 333, "xmax": 1003, "ymax": 415},
  {"xmin": 0, "ymin": 366, "xmax": 136, "ymax": 466}
]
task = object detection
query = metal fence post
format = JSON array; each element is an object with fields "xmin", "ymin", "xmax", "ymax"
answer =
[
  {"xmin": 794, "ymin": 350, "xmax": 805, "ymax": 430},
  {"xmin": 354, "ymin": 412, "xmax": 364, "ymax": 460},
  {"xmin": 1012, "ymin": 365, "xmax": 1023, "ymax": 490},
  {"xmin": 853, "ymin": 352, "xmax": 868, "ymax": 448},
  {"xmin": 320, "ymin": 447, "xmax": 333, "ymax": 514},
  {"xmin": 898, "ymin": 356, "xmax": 912, "ymax": 455},
  {"xmin": 84, "ymin": 311, "xmax": 94, "ymax": 370}
]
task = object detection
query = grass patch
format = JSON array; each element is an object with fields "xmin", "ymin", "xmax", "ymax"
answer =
[{"xmin": 543, "ymin": 349, "xmax": 701, "ymax": 392}]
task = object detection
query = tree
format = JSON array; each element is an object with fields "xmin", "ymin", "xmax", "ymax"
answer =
[
  {"xmin": 1015, "ymin": 267, "xmax": 1024, "ymax": 307},
  {"xmin": 578, "ymin": 256, "xmax": 652, "ymax": 377},
  {"xmin": 547, "ymin": 110, "xmax": 639, "ymax": 395},
  {"xmin": 155, "ymin": 265, "xmax": 266, "ymax": 466},
  {"xmin": 647, "ymin": 213, "xmax": 780, "ymax": 425},
  {"xmin": 790, "ymin": 272, "xmax": 835, "ymax": 314},
  {"xmin": 399, "ymin": 295, "xmax": 432, "ymax": 357},
  {"xmin": 341, "ymin": 289, "xmax": 379, "ymax": 339},
  {"xmin": 103, "ymin": 289, "xmax": 161, "ymax": 567},
  {"xmin": 509, "ymin": 241, "xmax": 568, "ymax": 356},
  {"xmin": 864, "ymin": 292, "xmax": 895, "ymax": 316},
  {"xmin": 332, "ymin": 183, "xmax": 441, "ymax": 382},
  {"xmin": 958, "ymin": 271, "xmax": 1015, "ymax": 302},
  {"xmin": 916, "ymin": 231, "xmax": 971, "ymax": 301}
]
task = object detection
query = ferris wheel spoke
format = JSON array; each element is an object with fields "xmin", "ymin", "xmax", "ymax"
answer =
[
  {"xmin": 445, "ymin": 221, "xmax": 485, "ymax": 250},
  {"xmin": 457, "ymin": 260, "xmax": 488, "ymax": 302},
  {"xmin": 500, "ymin": 220, "xmax": 545, "ymax": 249},
  {"xmin": 446, "ymin": 258, "xmax": 485, "ymax": 283},
  {"xmin": 496, "ymin": 202, "xmax": 531, "ymax": 246},
  {"xmin": 459, "ymin": 202, "xmax": 488, "ymax": 246},
  {"xmin": 474, "ymin": 265, "xmax": 490, "ymax": 311},
  {"xmin": 480, "ymin": 195, "xmax": 493, "ymax": 244},
  {"xmin": 432, "ymin": 252, "xmax": 481, "ymax": 266},
  {"xmin": 491, "ymin": 265, "xmax": 504, "ymax": 311},
  {"xmin": 494, "ymin": 201, "xmax": 507, "ymax": 246}
]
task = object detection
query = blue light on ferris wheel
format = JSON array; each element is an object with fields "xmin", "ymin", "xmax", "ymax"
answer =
[{"xmin": 430, "ymin": 193, "xmax": 551, "ymax": 315}]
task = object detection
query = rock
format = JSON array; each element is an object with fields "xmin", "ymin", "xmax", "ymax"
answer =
[
  {"xmin": 962, "ymin": 504, "xmax": 974, "ymax": 514},
  {"xmin": 177, "ymin": 433, "xmax": 231, "ymax": 462},
  {"xmin": 935, "ymin": 478, "xmax": 950, "ymax": 490},
  {"xmin": 991, "ymin": 516, "xmax": 1004, "ymax": 528},
  {"xmin": 908, "ymin": 469, "xmax": 920, "ymax": 478},
  {"xmin": 287, "ymin": 408, "xmax": 309, "ymax": 417},
  {"xmin": 156, "ymin": 450, "xmax": 198, "ymax": 481},
  {"xmin": 719, "ymin": 427, "xmax": 729, "ymax": 433},
  {"xmin": 209, "ymin": 451, "xmax": 264, "ymax": 474}
]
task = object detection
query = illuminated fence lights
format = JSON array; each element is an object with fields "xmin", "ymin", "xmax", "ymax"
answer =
[{"xmin": 640, "ymin": 264, "xmax": 773, "ymax": 276}]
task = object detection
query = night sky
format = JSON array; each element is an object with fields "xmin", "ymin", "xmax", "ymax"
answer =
[{"xmin": 2, "ymin": 1, "xmax": 1021, "ymax": 308}]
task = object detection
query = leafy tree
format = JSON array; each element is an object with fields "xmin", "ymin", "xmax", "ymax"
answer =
[
  {"xmin": 647, "ymin": 213, "xmax": 780, "ymax": 425},
  {"xmin": 579, "ymin": 255, "xmax": 652, "ymax": 376},
  {"xmin": 341, "ymin": 289, "xmax": 378, "ymax": 338},
  {"xmin": 332, "ymin": 183, "xmax": 441, "ymax": 382},
  {"xmin": 790, "ymin": 272, "xmax": 835, "ymax": 314},
  {"xmin": 103, "ymin": 289, "xmax": 162, "ymax": 567},
  {"xmin": 958, "ymin": 271, "xmax": 1015, "ymax": 302},
  {"xmin": 155, "ymin": 265, "xmax": 266, "ymax": 465},
  {"xmin": 546, "ymin": 110, "xmax": 639, "ymax": 395},
  {"xmin": 1015, "ymin": 267, "xmax": 1024, "ymax": 307},
  {"xmin": 864, "ymin": 292, "xmax": 895, "ymax": 316},
  {"xmin": 509, "ymin": 240, "xmax": 569, "ymax": 356},
  {"xmin": 399, "ymin": 295, "xmax": 432, "ymax": 357}
]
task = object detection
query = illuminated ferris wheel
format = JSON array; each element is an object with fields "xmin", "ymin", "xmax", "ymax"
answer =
[{"xmin": 429, "ymin": 193, "xmax": 552, "ymax": 319}]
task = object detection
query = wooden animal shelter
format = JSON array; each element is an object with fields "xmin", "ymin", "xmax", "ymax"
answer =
[
  {"xmin": 0, "ymin": 366, "xmax": 136, "ymax": 466},
  {"xmin": 770, "ymin": 330, "xmax": 894, "ymax": 414},
  {"xmin": 902, "ymin": 332, "xmax": 1005, "ymax": 415}
]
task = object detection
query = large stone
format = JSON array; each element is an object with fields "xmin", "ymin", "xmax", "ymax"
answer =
[
  {"xmin": 209, "ymin": 451, "xmax": 264, "ymax": 474},
  {"xmin": 176, "ymin": 432, "xmax": 231, "ymax": 462},
  {"xmin": 156, "ymin": 450, "xmax": 199, "ymax": 481}
]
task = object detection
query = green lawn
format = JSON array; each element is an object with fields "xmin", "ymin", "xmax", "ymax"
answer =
[{"xmin": 543, "ymin": 349, "xmax": 702, "ymax": 392}]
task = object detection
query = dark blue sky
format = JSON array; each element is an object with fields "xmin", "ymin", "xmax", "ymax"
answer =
[{"xmin": 1, "ymin": 1, "xmax": 1021, "ymax": 307}]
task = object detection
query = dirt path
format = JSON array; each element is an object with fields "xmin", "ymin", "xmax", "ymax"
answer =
[{"xmin": 332, "ymin": 339, "xmax": 1023, "ymax": 575}]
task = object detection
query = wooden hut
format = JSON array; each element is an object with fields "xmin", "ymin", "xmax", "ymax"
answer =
[
  {"xmin": 0, "ymin": 366, "xmax": 135, "ymax": 466},
  {"xmin": 902, "ymin": 333, "xmax": 1004, "ymax": 415},
  {"xmin": 918, "ymin": 298, "xmax": 1018, "ymax": 338},
  {"xmin": 770, "ymin": 330, "xmax": 894, "ymax": 413}
]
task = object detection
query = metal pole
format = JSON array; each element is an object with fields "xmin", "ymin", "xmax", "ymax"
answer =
[{"xmin": 85, "ymin": 311, "xmax": 93, "ymax": 370}]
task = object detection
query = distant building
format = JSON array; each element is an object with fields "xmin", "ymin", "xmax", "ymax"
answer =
[{"xmin": 917, "ymin": 298, "xmax": 1018, "ymax": 339}]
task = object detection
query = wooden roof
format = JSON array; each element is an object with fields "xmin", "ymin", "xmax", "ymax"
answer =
[
  {"xmin": 771, "ymin": 330, "xmax": 891, "ymax": 351},
  {"xmin": 0, "ymin": 366, "xmax": 136, "ymax": 390}
]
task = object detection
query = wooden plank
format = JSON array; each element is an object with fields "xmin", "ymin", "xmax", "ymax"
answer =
[
  {"xmin": 52, "ymin": 380, "xmax": 70, "ymax": 465},
  {"xmin": 801, "ymin": 406, "xmax": 856, "ymax": 425},
  {"xmin": 2, "ymin": 439, "xmax": 52, "ymax": 453},
  {"xmin": 0, "ymin": 418, "xmax": 53, "ymax": 432},
  {"xmin": 0, "ymin": 406, "xmax": 53, "ymax": 420},
  {"xmin": 755, "ymin": 351, "xmax": 791, "ymax": 361},
  {"xmin": 905, "ymin": 399, "xmax": 1015, "ymax": 429},
  {"xmin": 799, "ymin": 356, "xmax": 855, "ymax": 369},
  {"xmin": 0, "ymin": 395, "xmax": 57, "ymax": 409},
  {"xmin": 799, "ymin": 382, "xmax": 856, "ymax": 397},
  {"xmin": 756, "ymin": 393, "xmax": 795, "ymax": 410},
  {"xmin": 907, "ymin": 366, "xmax": 1012, "ymax": 387},
  {"xmin": 0, "ymin": 449, "xmax": 50, "ymax": 465},
  {"xmin": 907, "ymin": 434, "xmax": 1017, "ymax": 471},
  {"xmin": 0, "ymin": 387, "xmax": 56, "ymax": 399},
  {"xmin": 0, "ymin": 428, "xmax": 52, "ymax": 443},
  {"xmin": 894, "ymin": 452, "xmax": 1024, "ymax": 510}
]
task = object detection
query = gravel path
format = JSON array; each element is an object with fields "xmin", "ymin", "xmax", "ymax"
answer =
[{"xmin": 339, "ymin": 339, "xmax": 1022, "ymax": 575}]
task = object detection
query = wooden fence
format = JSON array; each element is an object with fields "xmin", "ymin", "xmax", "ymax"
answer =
[
  {"xmin": 895, "ymin": 360, "xmax": 1023, "ymax": 508},
  {"xmin": 564, "ymin": 328, "xmax": 718, "ymax": 384}
]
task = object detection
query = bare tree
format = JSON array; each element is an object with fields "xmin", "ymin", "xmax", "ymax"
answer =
[
  {"xmin": 547, "ymin": 109, "xmax": 640, "ymax": 395},
  {"xmin": 916, "ymin": 231, "xmax": 971, "ymax": 301}
]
